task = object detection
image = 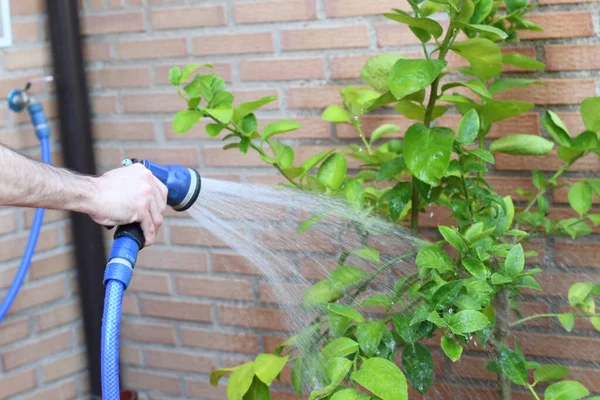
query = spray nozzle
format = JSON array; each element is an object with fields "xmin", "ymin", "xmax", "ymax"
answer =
[{"xmin": 7, "ymin": 76, "xmax": 54, "ymax": 113}]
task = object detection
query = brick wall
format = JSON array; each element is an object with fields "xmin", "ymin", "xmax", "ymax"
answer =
[{"xmin": 0, "ymin": 0, "xmax": 599, "ymax": 399}]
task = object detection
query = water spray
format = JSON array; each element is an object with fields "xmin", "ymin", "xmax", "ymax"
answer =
[
  {"xmin": 101, "ymin": 159, "xmax": 201, "ymax": 400},
  {"xmin": 0, "ymin": 78, "xmax": 53, "ymax": 322}
]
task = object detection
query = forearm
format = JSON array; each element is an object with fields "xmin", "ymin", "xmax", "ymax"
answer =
[{"xmin": 0, "ymin": 144, "xmax": 97, "ymax": 213}]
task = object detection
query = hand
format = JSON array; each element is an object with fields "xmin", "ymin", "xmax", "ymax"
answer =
[{"xmin": 88, "ymin": 164, "xmax": 168, "ymax": 246}]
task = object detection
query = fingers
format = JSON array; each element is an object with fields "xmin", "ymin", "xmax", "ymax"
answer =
[{"xmin": 139, "ymin": 210, "xmax": 156, "ymax": 246}]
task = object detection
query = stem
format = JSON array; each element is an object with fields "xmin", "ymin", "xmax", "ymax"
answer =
[
  {"xmin": 478, "ymin": 134, "xmax": 485, "ymax": 179},
  {"xmin": 493, "ymin": 288, "xmax": 512, "ymax": 400},
  {"xmin": 511, "ymin": 313, "xmax": 600, "ymax": 328},
  {"xmin": 527, "ymin": 384, "xmax": 541, "ymax": 400},
  {"xmin": 411, "ymin": 177, "xmax": 419, "ymax": 233},
  {"xmin": 354, "ymin": 121, "xmax": 372, "ymax": 155}
]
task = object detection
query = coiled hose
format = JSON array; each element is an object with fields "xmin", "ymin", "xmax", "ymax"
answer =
[
  {"xmin": 101, "ymin": 279, "xmax": 125, "ymax": 399},
  {"xmin": 0, "ymin": 136, "xmax": 50, "ymax": 322}
]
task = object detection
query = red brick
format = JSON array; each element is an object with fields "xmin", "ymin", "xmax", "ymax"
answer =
[
  {"xmin": 246, "ymin": 174, "xmax": 289, "ymax": 185},
  {"xmin": 124, "ymin": 147, "xmax": 199, "ymax": 168},
  {"xmin": 567, "ymin": 367, "xmax": 600, "ymax": 393},
  {"xmin": 129, "ymin": 271, "xmax": 171, "ymax": 294},
  {"xmin": 0, "ymin": 211, "xmax": 16, "ymax": 235},
  {"xmin": 121, "ymin": 345, "xmax": 142, "ymax": 366},
  {"xmin": 540, "ymin": 0, "xmax": 597, "ymax": 3},
  {"xmin": 186, "ymin": 379, "xmax": 226, "ymax": 400},
  {"xmin": 28, "ymin": 252, "xmax": 74, "ymax": 280},
  {"xmin": 181, "ymin": 328, "xmax": 259, "ymax": 354},
  {"xmin": 193, "ymin": 33, "xmax": 273, "ymax": 56},
  {"xmin": 553, "ymin": 178, "xmax": 600, "ymax": 204},
  {"xmin": 0, "ymin": 369, "xmax": 37, "ymax": 399},
  {"xmin": 287, "ymin": 86, "xmax": 343, "ymax": 109},
  {"xmin": 516, "ymin": 332, "xmax": 600, "ymax": 361},
  {"xmin": 213, "ymin": 252, "xmax": 288, "ymax": 276},
  {"xmin": 3, "ymin": 46, "xmax": 51, "ymax": 70},
  {"xmin": 377, "ymin": 23, "xmax": 423, "ymax": 47},
  {"xmin": 91, "ymin": 94, "xmax": 118, "ymax": 115},
  {"xmin": 254, "ymin": 227, "xmax": 338, "ymax": 253},
  {"xmin": 555, "ymin": 241, "xmax": 599, "ymax": 268},
  {"xmin": 42, "ymin": 351, "xmax": 86, "ymax": 382},
  {"xmin": 2, "ymin": 330, "xmax": 71, "ymax": 370},
  {"xmin": 155, "ymin": 63, "xmax": 232, "ymax": 85},
  {"xmin": 436, "ymin": 113, "xmax": 539, "ymax": 139},
  {"xmin": 9, "ymin": 278, "xmax": 65, "ymax": 314},
  {"xmin": 137, "ymin": 248, "xmax": 209, "ymax": 272},
  {"xmin": 88, "ymin": 67, "xmax": 151, "ymax": 88},
  {"xmin": 122, "ymin": 92, "xmax": 182, "ymax": 113},
  {"xmin": 260, "ymin": 283, "xmax": 307, "ymax": 304},
  {"xmin": 12, "ymin": 21, "xmax": 40, "ymax": 42},
  {"xmin": 201, "ymin": 145, "xmax": 257, "ymax": 167},
  {"xmin": 554, "ymin": 112, "xmax": 586, "ymax": 134},
  {"xmin": 519, "ymin": 12, "xmax": 593, "ymax": 40},
  {"xmin": 94, "ymin": 146, "xmax": 122, "ymax": 167},
  {"xmin": 512, "ymin": 302, "xmax": 551, "ymax": 327},
  {"xmin": 140, "ymin": 298, "xmax": 213, "ymax": 322},
  {"xmin": 282, "ymin": 26, "xmax": 369, "ymax": 51},
  {"xmin": 124, "ymin": 370, "xmax": 180, "ymax": 396},
  {"xmin": 331, "ymin": 52, "xmax": 421, "ymax": 80},
  {"xmin": 20, "ymin": 379, "xmax": 78, "ymax": 400},
  {"xmin": 486, "ymin": 176, "xmax": 535, "ymax": 201},
  {"xmin": 233, "ymin": 89, "xmax": 280, "ymax": 109},
  {"xmin": 241, "ymin": 58, "xmax": 324, "ymax": 81},
  {"xmin": 93, "ymin": 121, "xmax": 155, "ymax": 141},
  {"xmin": 495, "ymin": 151, "xmax": 600, "ymax": 172},
  {"xmin": 151, "ymin": 5, "xmax": 225, "ymax": 30},
  {"xmin": 122, "ymin": 293, "xmax": 139, "ymax": 315},
  {"xmin": 121, "ymin": 321, "xmax": 176, "ymax": 345},
  {"xmin": 219, "ymin": 305, "xmax": 292, "ymax": 331},
  {"xmin": 170, "ymin": 225, "xmax": 233, "ymax": 247},
  {"xmin": 116, "ymin": 38, "xmax": 187, "ymax": 60},
  {"xmin": 0, "ymin": 318, "xmax": 29, "ymax": 346},
  {"xmin": 10, "ymin": 0, "xmax": 43, "ymax": 15},
  {"xmin": 326, "ymin": 0, "xmax": 410, "ymax": 17},
  {"xmin": 176, "ymin": 275, "xmax": 253, "ymax": 301},
  {"xmin": 145, "ymin": 349, "xmax": 217, "ymax": 373},
  {"xmin": 81, "ymin": 11, "xmax": 145, "ymax": 35},
  {"xmin": 36, "ymin": 301, "xmax": 81, "ymax": 332},
  {"xmin": 530, "ymin": 272, "xmax": 600, "ymax": 297},
  {"xmin": 84, "ymin": 42, "xmax": 112, "ymax": 61},
  {"xmin": 494, "ymin": 79, "xmax": 595, "ymax": 105},
  {"xmin": 546, "ymin": 44, "xmax": 600, "ymax": 71},
  {"xmin": 24, "ymin": 209, "xmax": 67, "ymax": 228},
  {"xmin": 235, "ymin": 0, "xmax": 316, "ymax": 24}
]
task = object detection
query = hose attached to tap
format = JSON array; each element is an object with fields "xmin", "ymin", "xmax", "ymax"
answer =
[{"xmin": 0, "ymin": 99, "xmax": 51, "ymax": 323}]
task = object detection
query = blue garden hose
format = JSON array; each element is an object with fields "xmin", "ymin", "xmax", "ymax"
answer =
[
  {"xmin": 0, "ymin": 96, "xmax": 51, "ymax": 323},
  {"xmin": 101, "ymin": 160, "xmax": 201, "ymax": 399}
]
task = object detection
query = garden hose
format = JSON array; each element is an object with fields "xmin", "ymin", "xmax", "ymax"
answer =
[
  {"xmin": 0, "ymin": 88, "xmax": 52, "ymax": 323},
  {"xmin": 101, "ymin": 160, "xmax": 201, "ymax": 399}
]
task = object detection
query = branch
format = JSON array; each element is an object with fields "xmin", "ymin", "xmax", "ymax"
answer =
[{"xmin": 511, "ymin": 312, "xmax": 600, "ymax": 328}]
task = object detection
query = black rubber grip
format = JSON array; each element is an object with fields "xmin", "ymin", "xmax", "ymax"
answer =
[{"xmin": 114, "ymin": 223, "xmax": 145, "ymax": 249}]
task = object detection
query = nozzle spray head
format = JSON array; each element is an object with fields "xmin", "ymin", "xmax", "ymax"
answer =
[{"xmin": 123, "ymin": 159, "xmax": 201, "ymax": 212}]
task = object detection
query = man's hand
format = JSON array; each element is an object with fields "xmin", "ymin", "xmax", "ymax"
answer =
[{"xmin": 88, "ymin": 164, "xmax": 168, "ymax": 246}]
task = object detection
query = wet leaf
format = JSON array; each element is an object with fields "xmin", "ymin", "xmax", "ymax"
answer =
[
  {"xmin": 321, "ymin": 337, "xmax": 360, "ymax": 360},
  {"xmin": 323, "ymin": 105, "xmax": 351, "ymax": 123},
  {"xmin": 371, "ymin": 124, "xmax": 401, "ymax": 144},
  {"xmin": 490, "ymin": 134, "xmax": 553, "ymax": 155},
  {"xmin": 317, "ymin": 153, "xmax": 347, "ymax": 190},
  {"xmin": 389, "ymin": 59, "xmax": 447, "ymax": 100},
  {"xmin": 227, "ymin": 362, "xmax": 255, "ymax": 400},
  {"xmin": 351, "ymin": 357, "xmax": 408, "ymax": 400},
  {"xmin": 404, "ymin": 123, "xmax": 454, "ymax": 186},
  {"xmin": 329, "ymin": 265, "xmax": 368, "ymax": 291},
  {"xmin": 352, "ymin": 248, "xmax": 380, "ymax": 263},
  {"xmin": 416, "ymin": 244, "xmax": 455, "ymax": 272},
  {"xmin": 361, "ymin": 54, "xmax": 406, "ymax": 92},
  {"xmin": 451, "ymin": 38, "xmax": 502, "ymax": 80},
  {"xmin": 441, "ymin": 336, "xmax": 463, "ymax": 362},
  {"xmin": 303, "ymin": 280, "xmax": 341, "ymax": 308},
  {"xmin": 568, "ymin": 282, "xmax": 593, "ymax": 307},
  {"xmin": 457, "ymin": 109, "xmax": 480, "ymax": 144},
  {"xmin": 568, "ymin": 181, "xmax": 593, "ymax": 216},
  {"xmin": 544, "ymin": 381, "xmax": 589, "ymax": 400},
  {"xmin": 356, "ymin": 321, "xmax": 386, "ymax": 357},
  {"xmin": 327, "ymin": 303, "xmax": 364, "ymax": 323},
  {"xmin": 534, "ymin": 365, "xmax": 569, "ymax": 383},
  {"xmin": 446, "ymin": 310, "xmax": 490, "ymax": 334},
  {"xmin": 439, "ymin": 226, "xmax": 464, "ymax": 251},
  {"xmin": 388, "ymin": 182, "xmax": 412, "ymax": 221},
  {"xmin": 243, "ymin": 377, "xmax": 271, "ymax": 400},
  {"xmin": 254, "ymin": 354, "xmax": 288, "ymax": 386}
]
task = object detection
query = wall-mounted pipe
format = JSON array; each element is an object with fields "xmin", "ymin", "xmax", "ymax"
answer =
[{"xmin": 46, "ymin": 0, "xmax": 105, "ymax": 396}]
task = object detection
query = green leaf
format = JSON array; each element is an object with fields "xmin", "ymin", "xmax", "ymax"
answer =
[
  {"xmin": 321, "ymin": 337, "xmax": 359, "ymax": 360},
  {"xmin": 491, "ymin": 273, "xmax": 512, "ymax": 285},
  {"xmin": 206, "ymin": 123, "xmax": 225, "ymax": 137},
  {"xmin": 495, "ymin": 196, "xmax": 515, "ymax": 235},
  {"xmin": 329, "ymin": 265, "xmax": 368, "ymax": 291},
  {"xmin": 291, "ymin": 358, "xmax": 303, "ymax": 396},
  {"xmin": 359, "ymin": 294, "xmax": 394, "ymax": 309},
  {"xmin": 395, "ymin": 100, "xmax": 447, "ymax": 122},
  {"xmin": 481, "ymin": 98, "xmax": 533, "ymax": 126},
  {"xmin": 470, "ymin": 0, "xmax": 493, "ymax": 22},
  {"xmin": 513, "ymin": 276, "xmax": 541, "ymax": 291},
  {"xmin": 298, "ymin": 214, "xmax": 325, "ymax": 234},
  {"xmin": 383, "ymin": 12, "xmax": 443, "ymax": 38},
  {"xmin": 469, "ymin": 149, "xmax": 495, "ymax": 164},
  {"xmin": 323, "ymin": 105, "xmax": 351, "ymax": 123},
  {"xmin": 388, "ymin": 182, "xmax": 412, "ymax": 221},
  {"xmin": 490, "ymin": 134, "xmax": 553, "ymax": 155},
  {"xmin": 446, "ymin": 310, "xmax": 489, "ymax": 334},
  {"xmin": 503, "ymin": 244, "xmax": 524, "ymax": 276},
  {"xmin": 168, "ymin": 67, "xmax": 182, "ymax": 86},
  {"xmin": 502, "ymin": 53, "xmax": 545, "ymax": 70},
  {"xmin": 416, "ymin": 244, "xmax": 455, "ymax": 272},
  {"xmin": 589, "ymin": 214, "xmax": 600, "ymax": 225},
  {"xmin": 371, "ymin": 124, "xmax": 401, "ymax": 144},
  {"xmin": 303, "ymin": 280, "xmax": 341, "ymax": 307},
  {"xmin": 210, "ymin": 367, "xmax": 236, "ymax": 386},
  {"xmin": 442, "ymin": 80, "xmax": 491, "ymax": 99},
  {"xmin": 402, "ymin": 343, "xmax": 433, "ymax": 394},
  {"xmin": 441, "ymin": 336, "xmax": 463, "ymax": 362},
  {"xmin": 227, "ymin": 362, "xmax": 255, "ymax": 400},
  {"xmin": 203, "ymin": 106, "xmax": 233, "ymax": 124},
  {"xmin": 568, "ymin": 282, "xmax": 593, "ymax": 307},
  {"xmin": 261, "ymin": 120, "xmax": 301, "ymax": 142},
  {"xmin": 542, "ymin": 111, "xmax": 572, "ymax": 147},
  {"xmin": 360, "ymin": 54, "xmax": 406, "ymax": 92},
  {"xmin": 404, "ymin": 124, "xmax": 454, "ymax": 186},
  {"xmin": 581, "ymin": 96, "xmax": 600, "ymax": 132},
  {"xmin": 545, "ymin": 381, "xmax": 589, "ymax": 400},
  {"xmin": 356, "ymin": 321, "xmax": 385, "ymax": 357},
  {"xmin": 377, "ymin": 157, "xmax": 406, "ymax": 182},
  {"xmin": 234, "ymin": 96, "xmax": 277, "ymax": 123},
  {"xmin": 308, "ymin": 358, "xmax": 353, "ymax": 400},
  {"xmin": 462, "ymin": 257, "xmax": 488, "ymax": 279},
  {"xmin": 571, "ymin": 130, "xmax": 599, "ymax": 150},
  {"xmin": 389, "ymin": 59, "xmax": 447, "ymax": 100},
  {"xmin": 327, "ymin": 303, "xmax": 364, "ymax": 323},
  {"xmin": 489, "ymin": 78, "xmax": 544, "ymax": 95},
  {"xmin": 457, "ymin": 109, "xmax": 480, "ymax": 145},
  {"xmin": 172, "ymin": 110, "xmax": 202, "ymax": 134},
  {"xmin": 505, "ymin": 0, "xmax": 528, "ymax": 11},
  {"xmin": 254, "ymin": 354, "xmax": 288, "ymax": 386},
  {"xmin": 453, "ymin": 22, "xmax": 507, "ymax": 38},
  {"xmin": 568, "ymin": 181, "xmax": 593, "ymax": 215},
  {"xmin": 558, "ymin": 218, "xmax": 593, "ymax": 239},
  {"xmin": 352, "ymin": 248, "xmax": 380, "ymax": 263},
  {"xmin": 181, "ymin": 63, "xmax": 213, "ymax": 84},
  {"xmin": 439, "ymin": 226, "xmax": 464, "ymax": 252},
  {"xmin": 240, "ymin": 114, "xmax": 257, "ymax": 135},
  {"xmin": 329, "ymin": 313, "xmax": 351, "ymax": 338},
  {"xmin": 317, "ymin": 153, "xmax": 347, "ymax": 190},
  {"xmin": 302, "ymin": 149, "xmax": 334, "ymax": 175},
  {"xmin": 351, "ymin": 357, "xmax": 408, "ymax": 400},
  {"xmin": 243, "ymin": 377, "xmax": 271, "ymax": 400},
  {"xmin": 534, "ymin": 365, "xmax": 569, "ymax": 383},
  {"xmin": 497, "ymin": 346, "xmax": 528, "ymax": 385},
  {"xmin": 451, "ymin": 39, "xmax": 502, "ymax": 80}
]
